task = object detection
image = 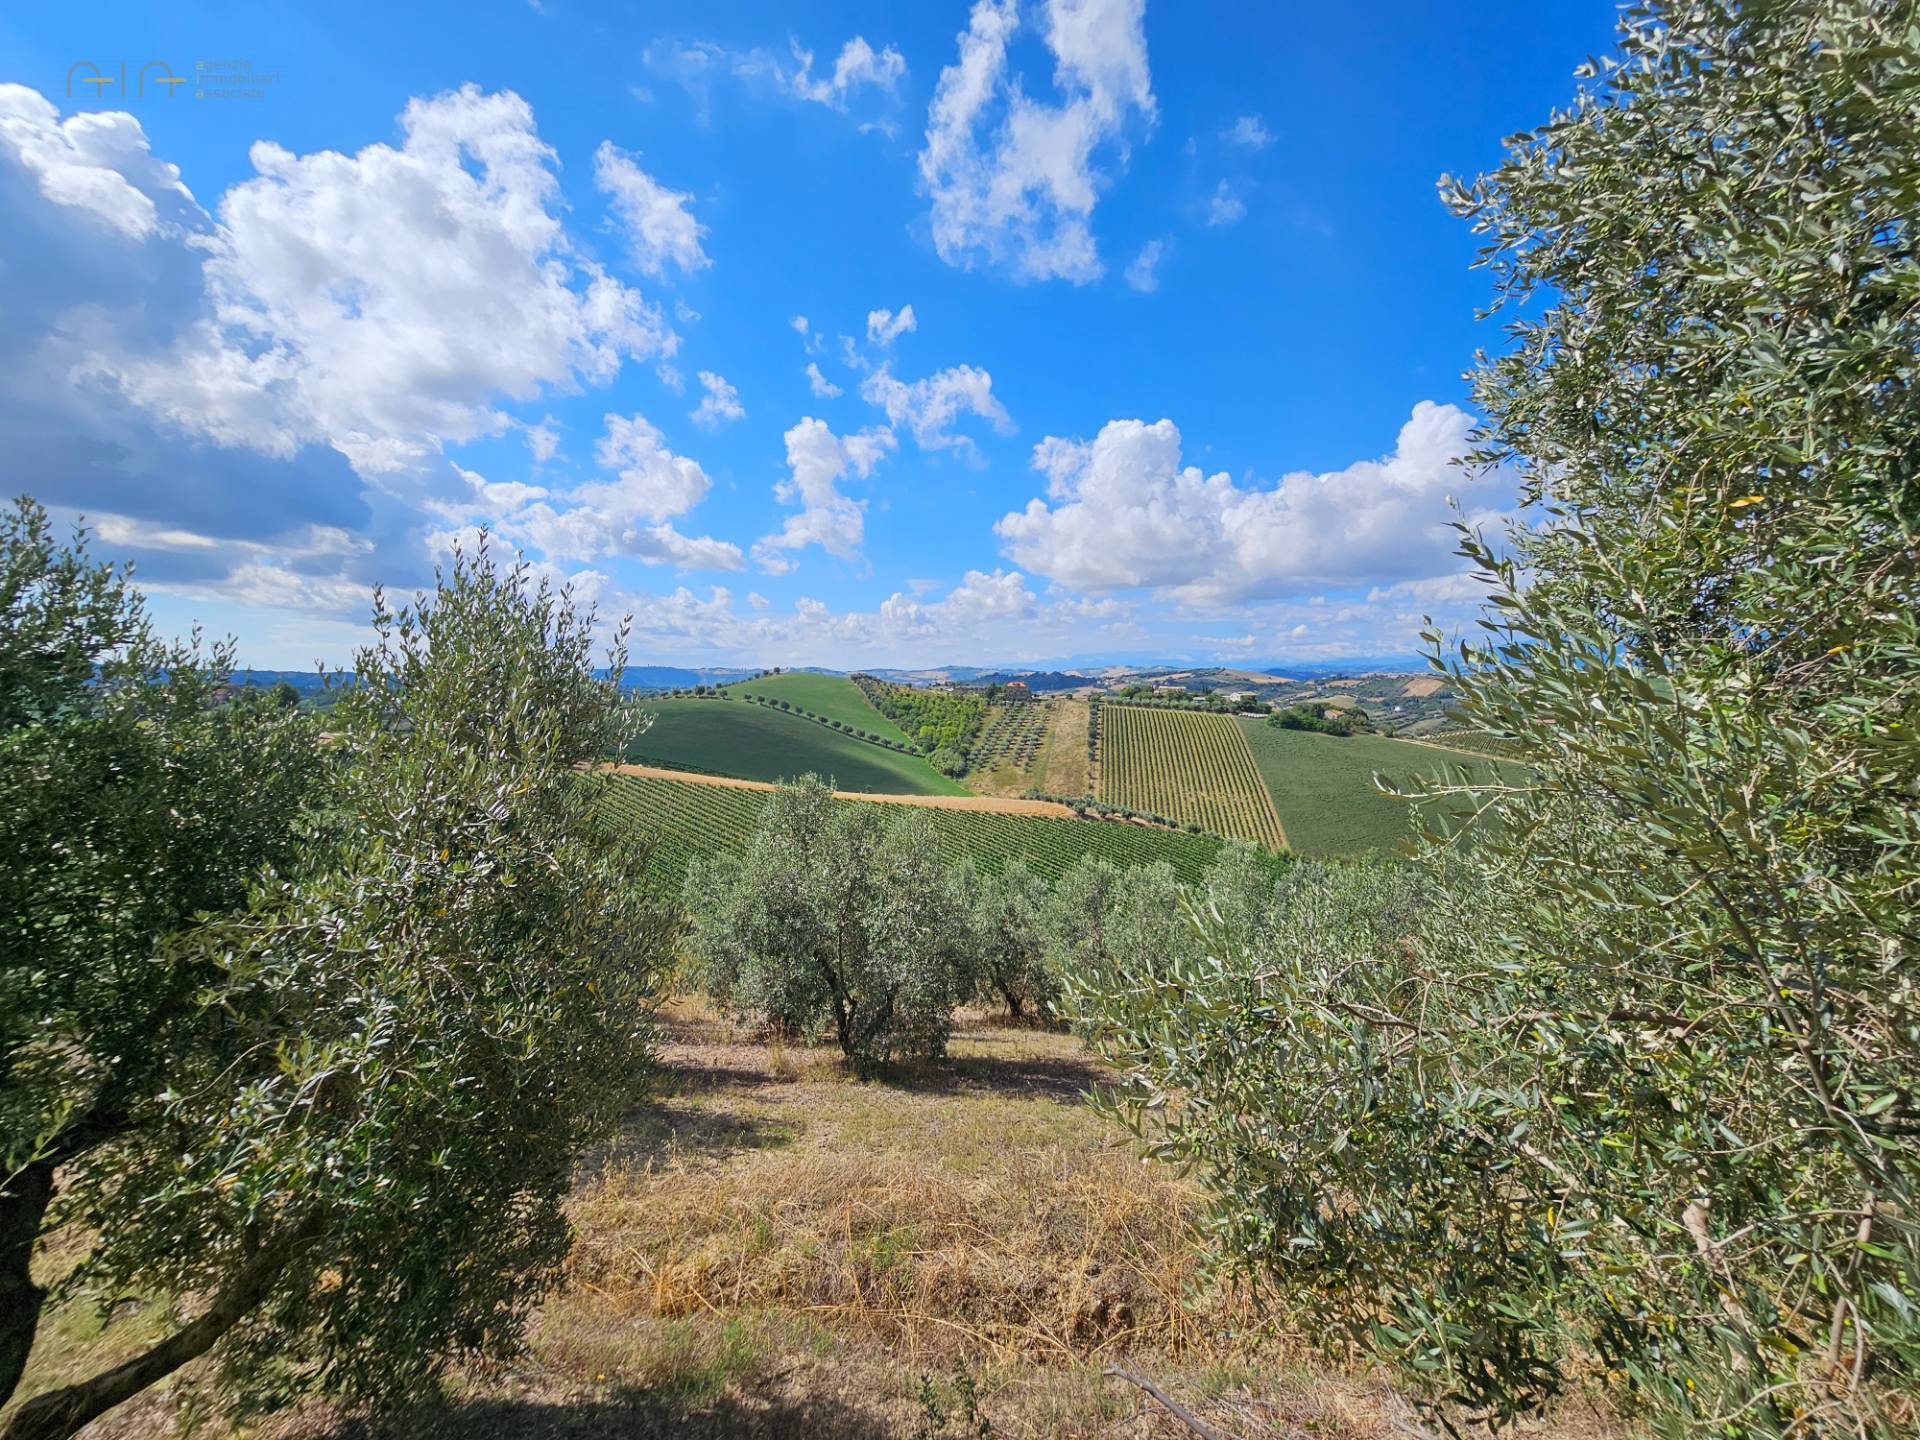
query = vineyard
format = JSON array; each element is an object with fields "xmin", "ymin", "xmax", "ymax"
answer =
[
  {"xmin": 1096, "ymin": 704, "xmax": 1287, "ymax": 850},
  {"xmin": 597, "ymin": 770, "xmax": 1251, "ymax": 887},
  {"xmin": 1419, "ymin": 728, "xmax": 1530, "ymax": 759}
]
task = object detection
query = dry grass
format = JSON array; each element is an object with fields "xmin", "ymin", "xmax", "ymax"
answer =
[
  {"xmin": 562, "ymin": 1000, "xmax": 1246, "ymax": 1369},
  {"xmin": 28, "ymin": 997, "xmax": 1620, "ymax": 1440},
  {"xmin": 1037, "ymin": 699, "xmax": 1092, "ymax": 797}
]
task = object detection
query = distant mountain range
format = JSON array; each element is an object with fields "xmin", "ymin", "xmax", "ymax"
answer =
[
  {"xmin": 229, "ymin": 656, "xmax": 1429, "ymax": 694},
  {"xmin": 862, "ymin": 657, "xmax": 1428, "ymax": 685}
]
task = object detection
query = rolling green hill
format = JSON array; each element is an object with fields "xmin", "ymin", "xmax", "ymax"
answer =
[
  {"xmin": 628, "ymin": 697, "xmax": 966, "ymax": 795},
  {"xmin": 1236, "ymin": 719, "xmax": 1528, "ymax": 856},
  {"xmin": 722, "ymin": 671, "xmax": 910, "ymax": 745},
  {"xmin": 599, "ymin": 771, "xmax": 1264, "ymax": 887}
]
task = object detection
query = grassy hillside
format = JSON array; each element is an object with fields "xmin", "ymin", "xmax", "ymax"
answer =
[
  {"xmin": 1036, "ymin": 697, "xmax": 1092, "ymax": 796},
  {"xmin": 629, "ymin": 698, "xmax": 966, "ymax": 796},
  {"xmin": 601, "ymin": 770, "xmax": 1254, "ymax": 887},
  {"xmin": 721, "ymin": 671, "xmax": 910, "ymax": 745},
  {"xmin": 1236, "ymin": 719, "xmax": 1528, "ymax": 856},
  {"xmin": 1097, "ymin": 704, "xmax": 1286, "ymax": 849}
]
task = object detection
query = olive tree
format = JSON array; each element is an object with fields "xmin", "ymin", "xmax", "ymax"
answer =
[
  {"xmin": 1043, "ymin": 849, "xmax": 1282, "ymax": 1033},
  {"xmin": 685, "ymin": 777, "xmax": 971, "ymax": 1071},
  {"xmin": 1037, "ymin": 855, "xmax": 1125, "ymax": 1004},
  {"xmin": 1190, "ymin": 842, "xmax": 1284, "ymax": 951},
  {"xmin": 1, "ymin": 499, "xmax": 324, "ymax": 1410},
  {"xmin": 4, "ymin": 536, "xmax": 674, "ymax": 1440},
  {"xmin": 1414, "ymin": 2, "xmax": 1919, "ymax": 1428},
  {"xmin": 1078, "ymin": 3, "xmax": 1920, "ymax": 1434},
  {"xmin": 1065, "ymin": 861, "xmax": 1468, "ymax": 1363},
  {"xmin": 964, "ymin": 859, "xmax": 1056, "ymax": 1020}
]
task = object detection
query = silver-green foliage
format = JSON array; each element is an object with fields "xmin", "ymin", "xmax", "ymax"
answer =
[
  {"xmin": 962, "ymin": 858, "xmax": 1056, "ymax": 1020},
  {"xmin": 1049, "ymin": 843, "xmax": 1283, "ymax": 1036},
  {"xmin": 5, "ymin": 535, "xmax": 675, "ymax": 1440},
  {"xmin": 1078, "ymin": 3, "xmax": 1920, "ymax": 1434},
  {"xmin": 1, "ymin": 498, "xmax": 325, "ymax": 1419},
  {"xmin": 1066, "ymin": 862, "xmax": 1475, "ymax": 1371},
  {"xmin": 685, "ymin": 776, "xmax": 971, "ymax": 1071}
]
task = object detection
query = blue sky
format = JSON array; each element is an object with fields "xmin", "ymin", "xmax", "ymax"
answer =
[{"xmin": 1, "ymin": 1, "xmax": 1618, "ymax": 670}]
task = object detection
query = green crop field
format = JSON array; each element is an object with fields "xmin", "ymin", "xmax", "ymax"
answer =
[
  {"xmin": 628, "ymin": 698, "xmax": 966, "ymax": 795},
  {"xmin": 1236, "ymin": 719, "xmax": 1530, "ymax": 856},
  {"xmin": 1097, "ymin": 704, "xmax": 1286, "ymax": 849},
  {"xmin": 598, "ymin": 771, "xmax": 1260, "ymax": 889},
  {"xmin": 721, "ymin": 671, "xmax": 910, "ymax": 745}
]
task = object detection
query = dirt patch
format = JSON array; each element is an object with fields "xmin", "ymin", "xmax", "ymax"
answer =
[
  {"xmin": 837, "ymin": 791, "xmax": 1072, "ymax": 816},
  {"xmin": 602, "ymin": 764, "xmax": 1074, "ymax": 817},
  {"xmin": 1400, "ymin": 677, "xmax": 1445, "ymax": 698}
]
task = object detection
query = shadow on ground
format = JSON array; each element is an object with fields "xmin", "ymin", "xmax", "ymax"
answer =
[
  {"xmin": 592, "ymin": 1102, "xmax": 798, "ymax": 1170},
  {"xmin": 880, "ymin": 1040, "xmax": 1112, "ymax": 1104},
  {"xmin": 309, "ymin": 1388, "xmax": 898, "ymax": 1440}
]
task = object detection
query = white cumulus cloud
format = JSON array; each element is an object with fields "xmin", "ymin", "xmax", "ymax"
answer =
[
  {"xmin": 753, "ymin": 417, "xmax": 896, "ymax": 571},
  {"xmin": 1207, "ymin": 179, "xmax": 1246, "ymax": 226},
  {"xmin": 0, "ymin": 84, "xmax": 197, "ymax": 239},
  {"xmin": 501, "ymin": 412, "xmax": 743, "ymax": 569},
  {"xmin": 996, "ymin": 401, "xmax": 1508, "ymax": 603},
  {"xmin": 1123, "ymin": 238, "xmax": 1163, "ymax": 291},
  {"xmin": 805, "ymin": 362, "xmax": 842, "ymax": 398},
  {"xmin": 594, "ymin": 140, "xmax": 709, "ymax": 276},
  {"xmin": 786, "ymin": 36, "xmax": 908, "ymax": 108},
  {"xmin": 602, "ymin": 564, "xmax": 1140, "ymax": 667},
  {"xmin": 646, "ymin": 34, "xmax": 905, "ymax": 122},
  {"xmin": 918, "ymin": 0, "xmax": 1154, "ymax": 283},
  {"xmin": 106, "ymin": 85, "xmax": 674, "ymax": 473},
  {"xmin": 524, "ymin": 418, "xmax": 560, "ymax": 462},
  {"xmin": 865, "ymin": 303, "xmax": 917, "ymax": 346},
  {"xmin": 859, "ymin": 362, "xmax": 1012, "ymax": 456},
  {"xmin": 690, "ymin": 369, "xmax": 745, "ymax": 429},
  {"xmin": 1222, "ymin": 114, "xmax": 1272, "ymax": 148}
]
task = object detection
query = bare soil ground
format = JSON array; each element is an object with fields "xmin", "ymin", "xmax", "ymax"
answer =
[
  {"xmin": 1399, "ymin": 677, "xmax": 1446, "ymax": 698},
  {"xmin": 28, "ymin": 1002, "xmax": 1614, "ymax": 1440}
]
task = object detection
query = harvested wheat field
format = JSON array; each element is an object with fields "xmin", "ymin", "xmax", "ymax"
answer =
[{"xmin": 240, "ymin": 1000, "xmax": 1609, "ymax": 1440}]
